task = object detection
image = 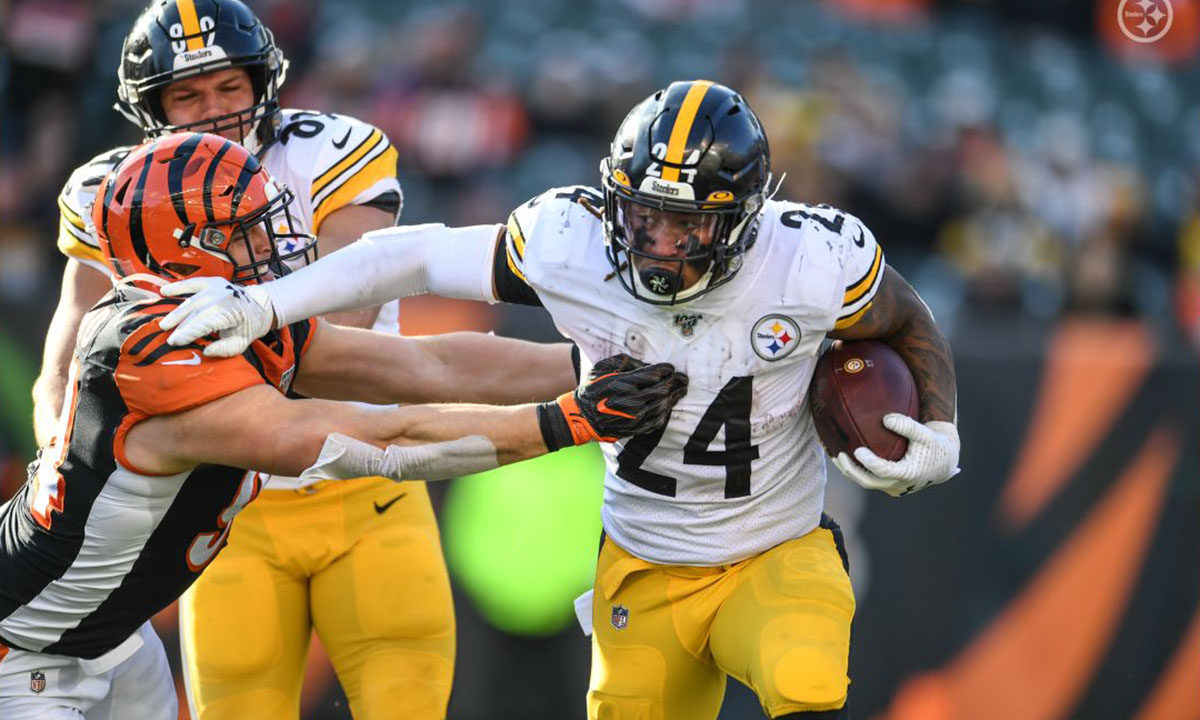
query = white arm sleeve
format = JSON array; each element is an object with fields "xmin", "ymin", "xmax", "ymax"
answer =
[{"xmin": 267, "ymin": 223, "xmax": 503, "ymax": 327}]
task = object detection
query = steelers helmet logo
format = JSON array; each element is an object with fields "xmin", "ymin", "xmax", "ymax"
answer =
[{"xmin": 751, "ymin": 314, "xmax": 801, "ymax": 361}]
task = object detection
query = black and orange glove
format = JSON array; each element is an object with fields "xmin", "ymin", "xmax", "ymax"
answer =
[{"xmin": 536, "ymin": 354, "xmax": 688, "ymax": 450}]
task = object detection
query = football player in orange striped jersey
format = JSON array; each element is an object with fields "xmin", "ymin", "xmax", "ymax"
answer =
[{"xmin": 36, "ymin": 1, "xmax": 493, "ymax": 717}]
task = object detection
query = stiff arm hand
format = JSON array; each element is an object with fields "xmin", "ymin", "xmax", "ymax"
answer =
[
  {"xmin": 161, "ymin": 223, "xmax": 499, "ymax": 356},
  {"xmin": 831, "ymin": 415, "xmax": 960, "ymax": 497}
]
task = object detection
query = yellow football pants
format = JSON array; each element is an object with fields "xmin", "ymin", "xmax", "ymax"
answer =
[
  {"xmin": 180, "ymin": 476, "xmax": 455, "ymax": 719},
  {"xmin": 588, "ymin": 516, "xmax": 854, "ymax": 720}
]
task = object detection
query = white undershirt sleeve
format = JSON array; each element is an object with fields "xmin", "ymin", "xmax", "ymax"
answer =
[{"xmin": 267, "ymin": 223, "xmax": 503, "ymax": 327}]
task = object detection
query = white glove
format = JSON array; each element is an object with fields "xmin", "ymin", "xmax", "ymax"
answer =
[
  {"xmin": 159, "ymin": 277, "xmax": 276, "ymax": 358},
  {"xmin": 832, "ymin": 415, "xmax": 960, "ymax": 497}
]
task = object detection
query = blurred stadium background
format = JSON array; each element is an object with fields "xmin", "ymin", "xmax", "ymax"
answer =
[{"xmin": 1, "ymin": 0, "xmax": 1197, "ymax": 718}]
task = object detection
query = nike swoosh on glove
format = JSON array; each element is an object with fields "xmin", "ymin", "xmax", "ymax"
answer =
[
  {"xmin": 538, "ymin": 354, "xmax": 688, "ymax": 450},
  {"xmin": 160, "ymin": 277, "xmax": 276, "ymax": 357},
  {"xmin": 832, "ymin": 415, "xmax": 960, "ymax": 497}
]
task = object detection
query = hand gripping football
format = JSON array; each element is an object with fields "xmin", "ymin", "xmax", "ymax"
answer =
[{"xmin": 809, "ymin": 340, "xmax": 919, "ymax": 462}]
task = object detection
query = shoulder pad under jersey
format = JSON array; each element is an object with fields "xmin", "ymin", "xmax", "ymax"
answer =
[
  {"xmin": 502, "ymin": 185, "xmax": 604, "ymax": 282},
  {"xmin": 770, "ymin": 200, "xmax": 885, "ymax": 331}
]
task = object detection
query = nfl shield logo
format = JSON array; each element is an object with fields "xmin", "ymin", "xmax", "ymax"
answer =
[
  {"xmin": 611, "ymin": 605, "xmax": 629, "ymax": 630},
  {"xmin": 30, "ymin": 670, "xmax": 46, "ymax": 694},
  {"xmin": 673, "ymin": 313, "xmax": 702, "ymax": 338}
]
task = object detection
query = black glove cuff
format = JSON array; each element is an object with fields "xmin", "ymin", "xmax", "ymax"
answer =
[{"xmin": 536, "ymin": 401, "xmax": 574, "ymax": 452}]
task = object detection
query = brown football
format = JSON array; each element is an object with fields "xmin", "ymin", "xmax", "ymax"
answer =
[{"xmin": 809, "ymin": 340, "xmax": 919, "ymax": 462}]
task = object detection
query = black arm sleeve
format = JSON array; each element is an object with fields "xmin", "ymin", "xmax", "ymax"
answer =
[{"xmin": 490, "ymin": 228, "xmax": 543, "ymax": 307}]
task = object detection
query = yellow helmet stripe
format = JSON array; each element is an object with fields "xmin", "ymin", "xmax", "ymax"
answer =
[
  {"xmin": 176, "ymin": 0, "xmax": 206, "ymax": 51},
  {"xmin": 660, "ymin": 80, "xmax": 713, "ymax": 182}
]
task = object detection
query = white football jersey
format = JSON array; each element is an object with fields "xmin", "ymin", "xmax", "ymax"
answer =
[
  {"xmin": 500, "ymin": 187, "xmax": 885, "ymax": 566},
  {"xmin": 55, "ymin": 110, "xmax": 402, "ymax": 489}
]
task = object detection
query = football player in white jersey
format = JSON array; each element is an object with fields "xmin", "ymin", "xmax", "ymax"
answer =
[
  {"xmin": 159, "ymin": 80, "xmax": 961, "ymax": 719},
  {"xmin": 30, "ymin": 1, "xmax": 522, "ymax": 717},
  {"xmin": 0, "ymin": 131, "xmax": 686, "ymax": 720}
]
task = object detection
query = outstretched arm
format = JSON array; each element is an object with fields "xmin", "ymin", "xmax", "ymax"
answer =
[
  {"xmin": 293, "ymin": 321, "xmax": 577, "ymax": 404},
  {"xmin": 125, "ymin": 354, "xmax": 686, "ymax": 481},
  {"xmin": 160, "ymin": 223, "xmax": 503, "ymax": 355},
  {"xmin": 127, "ymin": 384, "xmax": 546, "ymax": 477}
]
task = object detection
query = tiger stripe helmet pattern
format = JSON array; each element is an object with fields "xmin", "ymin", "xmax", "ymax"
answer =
[{"xmin": 93, "ymin": 132, "xmax": 315, "ymax": 284}]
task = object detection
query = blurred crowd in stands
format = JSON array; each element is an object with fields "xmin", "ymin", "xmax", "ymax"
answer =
[{"xmin": 2, "ymin": 0, "xmax": 1197, "ymax": 386}]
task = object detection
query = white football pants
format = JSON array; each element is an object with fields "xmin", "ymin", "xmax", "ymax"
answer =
[{"xmin": 0, "ymin": 622, "xmax": 176, "ymax": 719}]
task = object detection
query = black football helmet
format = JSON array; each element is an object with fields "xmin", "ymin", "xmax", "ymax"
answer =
[
  {"xmin": 602, "ymin": 80, "xmax": 771, "ymax": 305},
  {"xmin": 115, "ymin": 0, "xmax": 288, "ymax": 152}
]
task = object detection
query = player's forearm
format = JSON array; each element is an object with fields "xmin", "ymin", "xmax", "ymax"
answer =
[
  {"xmin": 414, "ymin": 334, "xmax": 577, "ymax": 404},
  {"xmin": 887, "ymin": 310, "xmax": 956, "ymax": 424},
  {"xmin": 374, "ymin": 403, "xmax": 547, "ymax": 466},
  {"xmin": 267, "ymin": 223, "xmax": 502, "ymax": 326},
  {"xmin": 32, "ymin": 327, "xmax": 73, "ymax": 446},
  {"xmin": 31, "ymin": 371, "xmax": 67, "ymax": 448},
  {"xmin": 271, "ymin": 401, "xmax": 546, "ymax": 477},
  {"xmin": 296, "ymin": 402, "xmax": 552, "ymax": 484},
  {"xmin": 294, "ymin": 324, "xmax": 573, "ymax": 405},
  {"xmin": 321, "ymin": 306, "xmax": 382, "ymax": 329},
  {"xmin": 34, "ymin": 262, "xmax": 106, "ymax": 446}
]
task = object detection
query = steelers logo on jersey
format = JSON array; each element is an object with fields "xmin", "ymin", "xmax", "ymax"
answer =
[{"xmin": 751, "ymin": 314, "xmax": 800, "ymax": 361}]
